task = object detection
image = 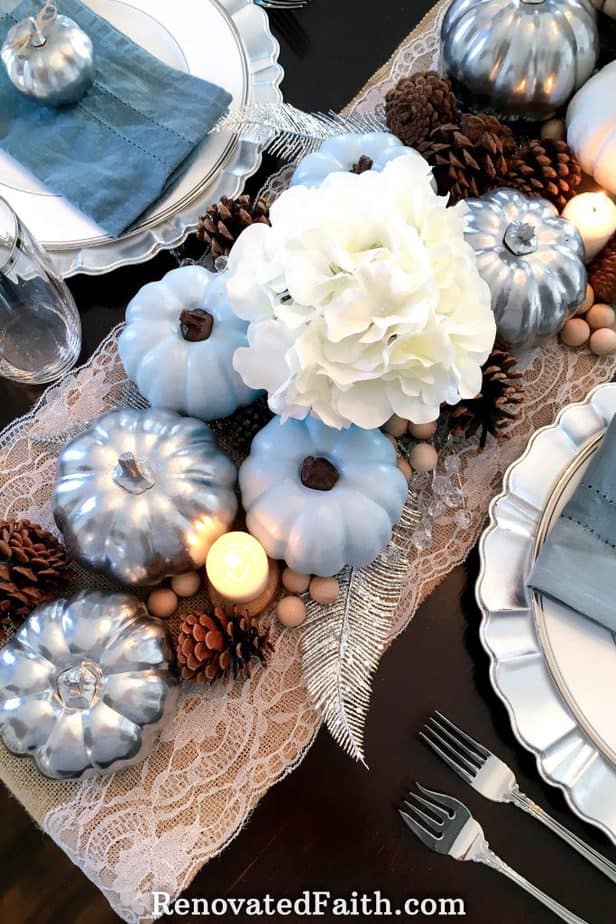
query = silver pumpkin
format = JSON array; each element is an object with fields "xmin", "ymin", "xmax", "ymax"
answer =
[
  {"xmin": 464, "ymin": 188, "xmax": 587, "ymax": 349},
  {"xmin": 441, "ymin": 0, "xmax": 598, "ymax": 121},
  {"xmin": 1, "ymin": 9, "xmax": 95, "ymax": 107},
  {"xmin": 53, "ymin": 408, "xmax": 238, "ymax": 586},
  {"xmin": 0, "ymin": 591, "xmax": 179, "ymax": 779}
]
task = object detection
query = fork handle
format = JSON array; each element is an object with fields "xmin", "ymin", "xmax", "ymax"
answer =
[
  {"xmin": 508, "ymin": 787, "xmax": 616, "ymax": 883},
  {"xmin": 474, "ymin": 841, "xmax": 589, "ymax": 924}
]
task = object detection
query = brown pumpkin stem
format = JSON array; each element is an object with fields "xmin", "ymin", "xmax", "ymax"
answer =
[
  {"xmin": 180, "ymin": 308, "xmax": 214, "ymax": 342},
  {"xmin": 351, "ymin": 154, "xmax": 374, "ymax": 174},
  {"xmin": 300, "ymin": 456, "xmax": 339, "ymax": 491}
]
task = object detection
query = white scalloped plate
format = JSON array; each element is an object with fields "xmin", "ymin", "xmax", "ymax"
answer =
[
  {"xmin": 477, "ymin": 382, "xmax": 616, "ymax": 842},
  {"xmin": 0, "ymin": 0, "xmax": 282, "ymax": 277}
]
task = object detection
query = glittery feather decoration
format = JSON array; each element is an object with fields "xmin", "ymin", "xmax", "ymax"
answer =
[{"xmin": 301, "ymin": 491, "xmax": 421, "ymax": 764}]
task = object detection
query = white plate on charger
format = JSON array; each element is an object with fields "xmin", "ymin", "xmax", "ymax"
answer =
[{"xmin": 0, "ymin": 0, "xmax": 283, "ymax": 276}]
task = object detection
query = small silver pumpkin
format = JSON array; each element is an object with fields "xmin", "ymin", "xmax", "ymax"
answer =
[
  {"xmin": 53, "ymin": 408, "xmax": 237, "ymax": 586},
  {"xmin": 1, "ymin": 7, "xmax": 95, "ymax": 107},
  {"xmin": 441, "ymin": 0, "xmax": 598, "ymax": 121},
  {"xmin": 0, "ymin": 591, "xmax": 179, "ymax": 779},
  {"xmin": 464, "ymin": 189, "xmax": 586, "ymax": 349}
]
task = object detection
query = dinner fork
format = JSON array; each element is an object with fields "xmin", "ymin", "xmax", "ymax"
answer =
[
  {"xmin": 421, "ymin": 711, "xmax": 616, "ymax": 883},
  {"xmin": 400, "ymin": 785, "xmax": 588, "ymax": 924}
]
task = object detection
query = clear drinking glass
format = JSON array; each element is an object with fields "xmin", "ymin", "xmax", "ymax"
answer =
[{"xmin": 0, "ymin": 197, "xmax": 81, "ymax": 384}]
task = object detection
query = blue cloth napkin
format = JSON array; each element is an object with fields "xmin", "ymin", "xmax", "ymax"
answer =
[
  {"xmin": 528, "ymin": 414, "xmax": 616, "ymax": 633},
  {"xmin": 0, "ymin": 0, "xmax": 232, "ymax": 237}
]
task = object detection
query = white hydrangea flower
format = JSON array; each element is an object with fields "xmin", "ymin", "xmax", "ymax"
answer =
[{"xmin": 226, "ymin": 153, "xmax": 496, "ymax": 429}]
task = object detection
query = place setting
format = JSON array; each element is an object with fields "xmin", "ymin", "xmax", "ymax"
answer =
[{"xmin": 3, "ymin": 0, "xmax": 616, "ymax": 920}]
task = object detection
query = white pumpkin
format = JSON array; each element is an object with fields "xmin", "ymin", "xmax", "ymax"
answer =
[
  {"xmin": 567, "ymin": 62, "xmax": 616, "ymax": 194},
  {"xmin": 119, "ymin": 265, "xmax": 260, "ymax": 421}
]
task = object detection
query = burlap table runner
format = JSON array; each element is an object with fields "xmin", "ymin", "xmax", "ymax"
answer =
[{"xmin": 1, "ymin": 1, "xmax": 614, "ymax": 920}]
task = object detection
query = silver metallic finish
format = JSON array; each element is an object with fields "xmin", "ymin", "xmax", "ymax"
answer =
[
  {"xmin": 0, "ymin": 591, "xmax": 179, "ymax": 779},
  {"xmin": 477, "ymin": 382, "xmax": 616, "ymax": 844},
  {"xmin": 1, "ymin": 13, "xmax": 95, "ymax": 107},
  {"xmin": 441, "ymin": 0, "xmax": 599, "ymax": 121},
  {"xmin": 464, "ymin": 189, "xmax": 587, "ymax": 349},
  {"xmin": 53, "ymin": 408, "xmax": 238, "ymax": 587},
  {"xmin": 421, "ymin": 711, "xmax": 616, "ymax": 882},
  {"xmin": 399, "ymin": 785, "xmax": 588, "ymax": 923}
]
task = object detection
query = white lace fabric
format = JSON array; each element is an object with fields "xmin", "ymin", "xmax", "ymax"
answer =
[{"xmin": 0, "ymin": 2, "xmax": 614, "ymax": 920}]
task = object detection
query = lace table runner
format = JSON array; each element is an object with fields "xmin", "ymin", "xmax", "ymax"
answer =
[{"xmin": 1, "ymin": 2, "xmax": 614, "ymax": 920}]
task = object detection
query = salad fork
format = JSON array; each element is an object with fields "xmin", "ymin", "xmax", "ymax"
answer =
[
  {"xmin": 420, "ymin": 711, "xmax": 616, "ymax": 883},
  {"xmin": 400, "ymin": 784, "xmax": 588, "ymax": 924}
]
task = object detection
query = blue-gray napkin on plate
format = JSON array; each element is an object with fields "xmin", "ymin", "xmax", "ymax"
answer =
[
  {"xmin": 0, "ymin": 0, "xmax": 232, "ymax": 237},
  {"xmin": 528, "ymin": 414, "xmax": 616, "ymax": 632}
]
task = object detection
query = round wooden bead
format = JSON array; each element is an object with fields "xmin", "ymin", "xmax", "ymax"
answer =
[
  {"xmin": 540, "ymin": 118, "xmax": 565, "ymax": 142},
  {"xmin": 586, "ymin": 303, "xmax": 615, "ymax": 330},
  {"xmin": 147, "ymin": 588, "xmax": 178, "ymax": 619},
  {"xmin": 575, "ymin": 284, "xmax": 595, "ymax": 316},
  {"xmin": 277, "ymin": 595, "xmax": 306, "ymax": 627},
  {"xmin": 560, "ymin": 318, "xmax": 590, "ymax": 347},
  {"xmin": 408, "ymin": 420, "xmax": 438, "ymax": 440},
  {"xmin": 170, "ymin": 571, "xmax": 201, "ymax": 597},
  {"xmin": 282, "ymin": 568, "xmax": 311, "ymax": 594},
  {"xmin": 590, "ymin": 327, "xmax": 616, "ymax": 356},
  {"xmin": 309, "ymin": 576, "xmax": 340, "ymax": 605},
  {"xmin": 383, "ymin": 414, "xmax": 408, "ymax": 438},
  {"xmin": 409, "ymin": 442, "xmax": 438, "ymax": 472},
  {"xmin": 397, "ymin": 457, "xmax": 412, "ymax": 480}
]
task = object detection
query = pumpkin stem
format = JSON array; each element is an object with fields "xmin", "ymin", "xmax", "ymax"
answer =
[
  {"xmin": 351, "ymin": 155, "xmax": 374, "ymax": 175},
  {"xmin": 180, "ymin": 308, "xmax": 214, "ymax": 342},
  {"xmin": 503, "ymin": 221, "xmax": 537, "ymax": 257},
  {"xmin": 113, "ymin": 452, "xmax": 156, "ymax": 495},
  {"xmin": 300, "ymin": 456, "xmax": 339, "ymax": 491}
]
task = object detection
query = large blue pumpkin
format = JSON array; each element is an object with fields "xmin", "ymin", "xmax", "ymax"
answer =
[{"xmin": 239, "ymin": 417, "xmax": 408, "ymax": 576}]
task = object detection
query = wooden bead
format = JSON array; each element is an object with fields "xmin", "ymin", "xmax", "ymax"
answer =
[
  {"xmin": 309, "ymin": 576, "xmax": 340, "ymax": 605},
  {"xmin": 208, "ymin": 559, "xmax": 281, "ymax": 617},
  {"xmin": 170, "ymin": 571, "xmax": 201, "ymax": 598},
  {"xmin": 408, "ymin": 420, "xmax": 438, "ymax": 440},
  {"xmin": 383, "ymin": 414, "xmax": 408, "ymax": 438},
  {"xmin": 408, "ymin": 442, "xmax": 438, "ymax": 472},
  {"xmin": 575, "ymin": 284, "xmax": 595, "ymax": 316},
  {"xmin": 147, "ymin": 588, "xmax": 178, "ymax": 619},
  {"xmin": 397, "ymin": 457, "xmax": 412, "ymax": 480},
  {"xmin": 590, "ymin": 328, "xmax": 616, "ymax": 356},
  {"xmin": 586, "ymin": 303, "xmax": 615, "ymax": 330},
  {"xmin": 540, "ymin": 118, "xmax": 565, "ymax": 142},
  {"xmin": 560, "ymin": 318, "xmax": 590, "ymax": 347},
  {"xmin": 276, "ymin": 595, "xmax": 307, "ymax": 627},
  {"xmin": 282, "ymin": 568, "xmax": 311, "ymax": 594}
]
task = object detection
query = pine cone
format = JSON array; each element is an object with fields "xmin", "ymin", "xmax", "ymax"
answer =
[
  {"xmin": 505, "ymin": 139, "xmax": 582, "ymax": 211},
  {"xmin": 210, "ymin": 394, "xmax": 274, "ymax": 464},
  {"xmin": 588, "ymin": 234, "xmax": 616, "ymax": 305},
  {"xmin": 385, "ymin": 71, "xmax": 459, "ymax": 148},
  {"xmin": 417, "ymin": 113, "xmax": 515, "ymax": 203},
  {"xmin": 198, "ymin": 195, "xmax": 270, "ymax": 258},
  {"xmin": 0, "ymin": 520, "xmax": 70, "ymax": 635},
  {"xmin": 449, "ymin": 344, "xmax": 524, "ymax": 450},
  {"xmin": 177, "ymin": 605, "xmax": 270, "ymax": 684}
]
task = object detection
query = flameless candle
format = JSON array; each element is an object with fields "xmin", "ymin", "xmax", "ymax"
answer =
[
  {"xmin": 562, "ymin": 192, "xmax": 616, "ymax": 262},
  {"xmin": 206, "ymin": 531, "xmax": 269, "ymax": 603}
]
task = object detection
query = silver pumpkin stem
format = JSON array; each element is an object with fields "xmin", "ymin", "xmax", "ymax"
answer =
[
  {"xmin": 113, "ymin": 452, "xmax": 156, "ymax": 495},
  {"xmin": 29, "ymin": 17, "xmax": 47, "ymax": 47},
  {"xmin": 503, "ymin": 220, "xmax": 537, "ymax": 257}
]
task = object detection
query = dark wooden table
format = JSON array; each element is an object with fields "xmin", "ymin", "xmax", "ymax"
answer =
[{"xmin": 1, "ymin": 2, "xmax": 615, "ymax": 922}]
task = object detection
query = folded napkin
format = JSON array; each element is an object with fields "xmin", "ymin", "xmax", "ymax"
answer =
[
  {"xmin": 529, "ymin": 414, "xmax": 616, "ymax": 632},
  {"xmin": 0, "ymin": 0, "xmax": 232, "ymax": 236}
]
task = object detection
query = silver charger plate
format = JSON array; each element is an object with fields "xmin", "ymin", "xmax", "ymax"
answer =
[
  {"xmin": 477, "ymin": 382, "xmax": 616, "ymax": 842},
  {"xmin": 0, "ymin": 0, "xmax": 282, "ymax": 277}
]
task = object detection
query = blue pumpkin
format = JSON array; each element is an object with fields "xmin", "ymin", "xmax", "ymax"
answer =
[
  {"xmin": 239, "ymin": 417, "xmax": 408, "ymax": 576},
  {"xmin": 290, "ymin": 131, "xmax": 433, "ymax": 189},
  {"xmin": 118, "ymin": 266, "xmax": 260, "ymax": 421}
]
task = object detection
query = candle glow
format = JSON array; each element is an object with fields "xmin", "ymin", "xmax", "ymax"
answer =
[
  {"xmin": 206, "ymin": 531, "xmax": 269, "ymax": 603},
  {"xmin": 562, "ymin": 192, "xmax": 616, "ymax": 262}
]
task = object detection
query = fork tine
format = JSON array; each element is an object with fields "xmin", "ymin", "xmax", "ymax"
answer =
[
  {"xmin": 402, "ymin": 797, "xmax": 444, "ymax": 836},
  {"xmin": 398, "ymin": 808, "xmax": 440, "ymax": 851},
  {"xmin": 427, "ymin": 717, "xmax": 484, "ymax": 769},
  {"xmin": 419, "ymin": 729, "xmax": 475, "ymax": 783},
  {"xmin": 407, "ymin": 790, "xmax": 449, "ymax": 823},
  {"xmin": 416, "ymin": 782, "xmax": 463, "ymax": 813},
  {"xmin": 434, "ymin": 710, "xmax": 491, "ymax": 760}
]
